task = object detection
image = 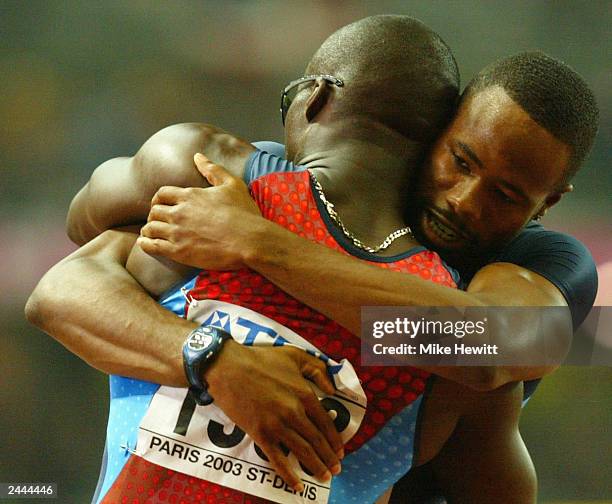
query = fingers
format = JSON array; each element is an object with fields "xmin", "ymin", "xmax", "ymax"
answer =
[
  {"xmin": 287, "ymin": 348, "xmax": 344, "ymax": 462},
  {"xmin": 194, "ymin": 153, "xmax": 232, "ymax": 187},
  {"xmin": 136, "ymin": 236, "xmax": 176, "ymax": 257},
  {"xmin": 147, "ymin": 204, "xmax": 174, "ymax": 223},
  {"xmin": 256, "ymin": 439, "xmax": 304, "ymax": 493},
  {"xmin": 289, "ymin": 408, "xmax": 341, "ymax": 477},
  {"xmin": 141, "ymin": 221, "xmax": 173, "ymax": 240},
  {"xmin": 305, "ymin": 396, "xmax": 344, "ymax": 463},
  {"xmin": 297, "ymin": 354, "xmax": 344, "ymax": 461},
  {"xmin": 301, "ymin": 354, "xmax": 336, "ymax": 396},
  {"xmin": 151, "ymin": 186, "xmax": 188, "ymax": 206},
  {"xmin": 280, "ymin": 429, "xmax": 332, "ymax": 483}
]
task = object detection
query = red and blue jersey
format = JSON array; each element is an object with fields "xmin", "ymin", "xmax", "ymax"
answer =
[{"xmin": 93, "ymin": 150, "xmax": 458, "ymax": 504}]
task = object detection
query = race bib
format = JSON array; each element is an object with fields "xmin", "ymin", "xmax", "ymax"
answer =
[{"xmin": 137, "ymin": 300, "xmax": 366, "ymax": 504}]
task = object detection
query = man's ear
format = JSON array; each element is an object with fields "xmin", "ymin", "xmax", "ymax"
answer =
[
  {"xmin": 305, "ymin": 78, "xmax": 332, "ymax": 123},
  {"xmin": 537, "ymin": 184, "xmax": 573, "ymax": 218}
]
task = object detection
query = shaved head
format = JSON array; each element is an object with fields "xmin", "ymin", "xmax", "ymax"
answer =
[{"xmin": 305, "ymin": 15, "xmax": 460, "ymax": 143}]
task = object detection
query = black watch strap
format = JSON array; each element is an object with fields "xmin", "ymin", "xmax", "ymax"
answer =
[{"xmin": 182, "ymin": 326, "xmax": 232, "ymax": 405}]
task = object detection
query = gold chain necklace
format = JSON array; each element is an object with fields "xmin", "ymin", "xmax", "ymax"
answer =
[{"xmin": 309, "ymin": 170, "xmax": 413, "ymax": 254}]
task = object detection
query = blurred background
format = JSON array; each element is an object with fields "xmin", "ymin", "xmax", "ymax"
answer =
[{"xmin": 1, "ymin": 1, "xmax": 610, "ymax": 502}]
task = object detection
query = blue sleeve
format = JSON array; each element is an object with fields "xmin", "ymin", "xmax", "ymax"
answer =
[
  {"xmin": 492, "ymin": 222, "xmax": 598, "ymax": 329},
  {"xmin": 244, "ymin": 142, "xmax": 298, "ymax": 184},
  {"xmin": 252, "ymin": 141, "xmax": 285, "ymax": 157}
]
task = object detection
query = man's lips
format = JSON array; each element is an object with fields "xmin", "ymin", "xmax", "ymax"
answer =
[{"xmin": 424, "ymin": 208, "xmax": 471, "ymax": 243}]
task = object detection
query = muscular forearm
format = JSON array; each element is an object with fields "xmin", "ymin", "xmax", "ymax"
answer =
[
  {"xmin": 245, "ymin": 227, "xmax": 490, "ymax": 389},
  {"xmin": 26, "ymin": 229, "xmax": 345, "ymax": 484},
  {"xmin": 25, "ymin": 231, "xmax": 196, "ymax": 385},
  {"xmin": 135, "ymin": 159, "xmax": 572, "ymax": 389},
  {"xmin": 244, "ymin": 220, "xmax": 571, "ymax": 389},
  {"xmin": 245, "ymin": 221, "xmax": 483, "ymax": 330}
]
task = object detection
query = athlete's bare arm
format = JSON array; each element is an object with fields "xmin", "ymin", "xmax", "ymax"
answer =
[
  {"xmin": 26, "ymin": 230, "xmax": 190, "ymax": 382},
  {"xmin": 66, "ymin": 122, "xmax": 255, "ymax": 245},
  {"xmin": 426, "ymin": 381, "xmax": 535, "ymax": 503},
  {"xmin": 25, "ymin": 229, "xmax": 343, "ymax": 490},
  {"xmin": 244, "ymin": 224, "xmax": 570, "ymax": 390},
  {"xmin": 66, "ymin": 122, "xmax": 257, "ymax": 294},
  {"xmin": 29, "ymin": 123, "xmax": 348, "ymax": 489},
  {"xmin": 370, "ymin": 381, "xmax": 535, "ymax": 504},
  {"xmin": 136, "ymin": 160, "xmax": 572, "ymax": 391},
  {"xmin": 390, "ymin": 380, "xmax": 535, "ymax": 503},
  {"xmin": 68, "ymin": 135, "xmax": 570, "ymax": 392}
]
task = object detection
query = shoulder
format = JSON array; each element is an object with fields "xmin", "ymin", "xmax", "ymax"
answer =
[
  {"xmin": 138, "ymin": 123, "xmax": 215, "ymax": 155},
  {"xmin": 135, "ymin": 123, "xmax": 254, "ymax": 185},
  {"xmin": 493, "ymin": 222, "xmax": 598, "ymax": 327},
  {"xmin": 139, "ymin": 122, "xmax": 251, "ymax": 145},
  {"xmin": 144, "ymin": 122, "xmax": 212, "ymax": 141},
  {"xmin": 494, "ymin": 222, "xmax": 594, "ymax": 268},
  {"xmin": 135, "ymin": 123, "xmax": 244, "ymax": 164},
  {"xmin": 133, "ymin": 123, "xmax": 213, "ymax": 174},
  {"xmin": 244, "ymin": 146, "xmax": 303, "ymax": 184}
]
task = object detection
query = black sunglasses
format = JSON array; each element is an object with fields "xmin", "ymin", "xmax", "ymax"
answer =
[{"xmin": 280, "ymin": 74, "xmax": 344, "ymax": 126}]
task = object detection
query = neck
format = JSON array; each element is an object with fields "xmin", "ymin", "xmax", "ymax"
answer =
[{"xmin": 292, "ymin": 123, "xmax": 422, "ymax": 253}]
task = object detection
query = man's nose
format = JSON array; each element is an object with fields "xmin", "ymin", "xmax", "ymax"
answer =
[{"xmin": 445, "ymin": 177, "xmax": 482, "ymax": 223}]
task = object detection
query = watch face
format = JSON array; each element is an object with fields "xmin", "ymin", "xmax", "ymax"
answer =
[{"xmin": 188, "ymin": 330, "xmax": 214, "ymax": 351}]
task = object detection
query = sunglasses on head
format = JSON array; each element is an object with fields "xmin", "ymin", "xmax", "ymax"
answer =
[{"xmin": 280, "ymin": 74, "xmax": 344, "ymax": 126}]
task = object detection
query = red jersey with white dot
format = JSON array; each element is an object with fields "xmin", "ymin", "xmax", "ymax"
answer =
[
  {"xmin": 99, "ymin": 167, "xmax": 458, "ymax": 504},
  {"xmin": 188, "ymin": 169, "xmax": 456, "ymax": 454}
]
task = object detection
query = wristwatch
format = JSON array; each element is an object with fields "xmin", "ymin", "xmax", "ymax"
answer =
[{"xmin": 182, "ymin": 325, "xmax": 232, "ymax": 405}]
